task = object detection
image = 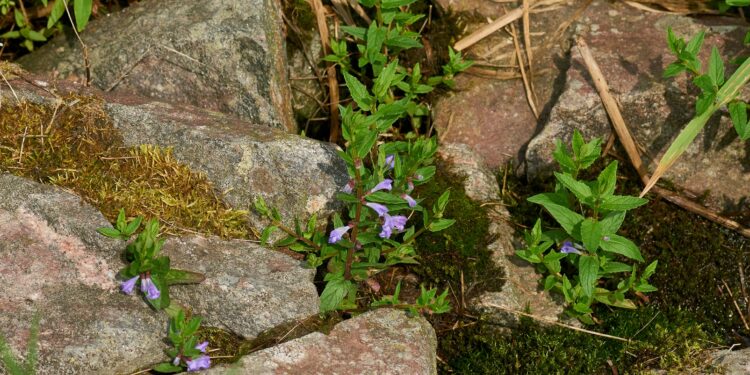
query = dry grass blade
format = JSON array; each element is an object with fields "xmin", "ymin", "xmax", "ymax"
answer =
[
  {"xmin": 521, "ymin": 0, "xmax": 539, "ymax": 106},
  {"xmin": 485, "ymin": 303, "xmax": 631, "ymax": 342},
  {"xmin": 624, "ymin": 0, "xmax": 717, "ymax": 14},
  {"xmin": 330, "ymin": 0, "xmax": 355, "ymax": 26},
  {"xmin": 455, "ymin": 7, "xmax": 524, "ymax": 51},
  {"xmin": 309, "ymin": 0, "xmax": 341, "ymax": 143},
  {"xmin": 509, "ymin": 22, "xmax": 539, "ymax": 118},
  {"xmin": 575, "ymin": 37, "xmax": 750, "ymax": 239}
]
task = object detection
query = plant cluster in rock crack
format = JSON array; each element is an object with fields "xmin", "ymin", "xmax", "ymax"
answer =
[
  {"xmin": 516, "ymin": 131, "xmax": 658, "ymax": 324},
  {"xmin": 98, "ymin": 209, "xmax": 211, "ymax": 373},
  {"xmin": 256, "ymin": 0, "xmax": 471, "ymax": 314},
  {"xmin": 645, "ymin": 23, "xmax": 750, "ymax": 193},
  {"xmin": 0, "ymin": 0, "xmax": 93, "ymax": 51}
]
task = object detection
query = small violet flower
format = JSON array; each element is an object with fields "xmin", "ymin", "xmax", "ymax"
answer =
[
  {"xmin": 402, "ymin": 193, "xmax": 417, "ymax": 208},
  {"xmin": 369, "ymin": 179, "xmax": 393, "ymax": 193},
  {"xmin": 560, "ymin": 241, "xmax": 582, "ymax": 255},
  {"xmin": 385, "ymin": 154, "xmax": 395, "ymax": 169},
  {"xmin": 328, "ymin": 225, "xmax": 351, "ymax": 244},
  {"xmin": 172, "ymin": 356, "xmax": 181, "ymax": 366},
  {"xmin": 140, "ymin": 276, "xmax": 161, "ymax": 300},
  {"xmin": 365, "ymin": 202, "xmax": 389, "ymax": 217},
  {"xmin": 186, "ymin": 355, "xmax": 211, "ymax": 372},
  {"xmin": 121, "ymin": 276, "xmax": 139, "ymax": 295},
  {"xmin": 379, "ymin": 214, "xmax": 408, "ymax": 239},
  {"xmin": 195, "ymin": 341, "xmax": 209, "ymax": 353},
  {"xmin": 341, "ymin": 180, "xmax": 355, "ymax": 194}
]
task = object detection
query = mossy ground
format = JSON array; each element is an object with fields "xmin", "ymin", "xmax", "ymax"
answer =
[
  {"xmin": 434, "ymin": 158, "xmax": 749, "ymax": 374},
  {"xmin": 0, "ymin": 96, "xmax": 248, "ymax": 237}
]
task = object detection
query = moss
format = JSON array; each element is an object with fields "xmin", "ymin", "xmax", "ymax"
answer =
[
  {"xmin": 0, "ymin": 97, "xmax": 248, "ymax": 238},
  {"xmin": 439, "ymin": 306, "xmax": 719, "ymax": 374},
  {"xmin": 412, "ymin": 164, "xmax": 502, "ymax": 296}
]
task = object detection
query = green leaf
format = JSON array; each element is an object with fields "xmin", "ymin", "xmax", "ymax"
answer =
[
  {"xmin": 74, "ymin": 0, "xmax": 92, "ymax": 31},
  {"xmin": 663, "ymin": 62, "xmax": 687, "ymax": 78},
  {"xmin": 341, "ymin": 25, "xmax": 366, "ymax": 39},
  {"xmin": 708, "ymin": 46, "xmax": 725, "ymax": 86},
  {"xmin": 642, "ymin": 260, "xmax": 658, "ymax": 279},
  {"xmin": 601, "ymin": 261, "xmax": 632, "ymax": 274},
  {"xmin": 599, "ymin": 195, "xmax": 648, "ymax": 211},
  {"xmin": 528, "ymin": 194, "xmax": 585, "ymax": 236},
  {"xmin": 579, "ymin": 255, "xmax": 599, "ymax": 298},
  {"xmin": 599, "ymin": 210, "xmax": 626, "ymax": 235},
  {"xmin": 436, "ymin": 190, "xmax": 450, "ymax": 214},
  {"xmin": 260, "ymin": 226, "xmax": 278, "ymax": 245},
  {"xmin": 320, "ymin": 279, "xmax": 352, "ymax": 312},
  {"xmin": 554, "ymin": 172, "xmax": 592, "ymax": 201},
  {"xmin": 97, "ymin": 227, "xmax": 121, "ymax": 238},
  {"xmin": 373, "ymin": 59, "xmax": 398, "ymax": 99},
  {"xmin": 164, "ymin": 269, "xmax": 205, "ymax": 285},
  {"xmin": 153, "ymin": 363, "xmax": 184, "ymax": 373},
  {"xmin": 580, "ymin": 218, "xmax": 602, "ymax": 252},
  {"xmin": 695, "ymin": 92, "xmax": 716, "ymax": 115},
  {"xmin": 596, "ymin": 160, "xmax": 618, "ymax": 197},
  {"xmin": 685, "ymin": 31, "xmax": 705, "ymax": 56},
  {"xmin": 20, "ymin": 28, "xmax": 47, "ymax": 42},
  {"xmin": 428, "ymin": 218, "xmax": 455, "ymax": 232},
  {"xmin": 365, "ymin": 22, "xmax": 387, "ymax": 65},
  {"xmin": 365, "ymin": 191, "xmax": 405, "ymax": 205},
  {"xmin": 729, "ymin": 101, "xmax": 750, "ymax": 140},
  {"xmin": 47, "ymin": 0, "xmax": 67, "ymax": 29},
  {"xmin": 600, "ymin": 234, "xmax": 644, "ymax": 262},
  {"xmin": 342, "ymin": 71, "xmax": 372, "ymax": 111},
  {"xmin": 381, "ymin": 0, "xmax": 418, "ymax": 8},
  {"xmin": 385, "ymin": 35, "xmax": 422, "ymax": 49}
]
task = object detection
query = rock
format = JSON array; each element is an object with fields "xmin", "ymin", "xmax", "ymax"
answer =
[
  {"xmin": 525, "ymin": 1, "xmax": 750, "ymax": 220},
  {"xmin": 164, "ymin": 236, "xmax": 319, "ymax": 339},
  {"xmin": 18, "ymin": 0, "xmax": 295, "ymax": 132},
  {"xmin": 0, "ymin": 174, "xmax": 320, "ymax": 373},
  {"xmin": 206, "ymin": 308, "xmax": 437, "ymax": 375},
  {"xmin": 430, "ymin": 2, "xmax": 585, "ymax": 169},
  {"xmin": 712, "ymin": 347, "xmax": 750, "ymax": 374},
  {"xmin": 3, "ymin": 79, "xmax": 348, "ymax": 232},
  {"xmin": 437, "ymin": 144, "xmax": 565, "ymax": 326},
  {"xmin": 0, "ymin": 174, "xmax": 165, "ymax": 375}
]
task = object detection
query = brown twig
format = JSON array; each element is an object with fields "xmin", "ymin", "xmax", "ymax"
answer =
[
  {"xmin": 575, "ymin": 37, "xmax": 750, "ymax": 239},
  {"xmin": 455, "ymin": 6, "xmax": 525, "ymax": 51},
  {"xmin": 310, "ymin": 0, "xmax": 341, "ymax": 144},
  {"xmin": 722, "ymin": 279, "xmax": 750, "ymax": 331},
  {"xmin": 61, "ymin": 0, "xmax": 91, "ymax": 86}
]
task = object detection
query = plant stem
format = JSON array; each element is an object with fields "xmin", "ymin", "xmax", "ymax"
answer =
[
  {"xmin": 275, "ymin": 221, "xmax": 321, "ymax": 251},
  {"xmin": 344, "ymin": 159, "xmax": 364, "ymax": 280}
]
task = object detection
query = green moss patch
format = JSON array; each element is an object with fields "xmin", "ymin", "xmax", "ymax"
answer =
[
  {"xmin": 0, "ymin": 97, "xmax": 248, "ymax": 237},
  {"xmin": 412, "ymin": 164, "xmax": 503, "ymax": 296}
]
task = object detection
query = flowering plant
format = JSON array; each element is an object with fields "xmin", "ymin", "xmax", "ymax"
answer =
[
  {"xmin": 98, "ymin": 209, "xmax": 205, "ymax": 310},
  {"xmin": 152, "ymin": 309, "xmax": 211, "ymax": 373},
  {"xmin": 516, "ymin": 131, "xmax": 658, "ymax": 324}
]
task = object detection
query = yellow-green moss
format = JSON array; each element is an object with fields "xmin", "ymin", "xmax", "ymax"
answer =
[{"xmin": 0, "ymin": 97, "xmax": 248, "ymax": 237}]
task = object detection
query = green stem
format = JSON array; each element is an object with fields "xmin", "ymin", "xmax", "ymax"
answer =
[
  {"xmin": 344, "ymin": 159, "xmax": 364, "ymax": 280},
  {"xmin": 275, "ymin": 221, "xmax": 321, "ymax": 251}
]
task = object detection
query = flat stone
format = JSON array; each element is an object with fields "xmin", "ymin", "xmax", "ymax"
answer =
[
  {"xmin": 3, "ymin": 79, "xmax": 348, "ymax": 232},
  {"xmin": 164, "ymin": 236, "xmax": 319, "ymax": 339},
  {"xmin": 712, "ymin": 347, "xmax": 750, "ymax": 374},
  {"xmin": 0, "ymin": 174, "xmax": 164, "ymax": 375},
  {"xmin": 206, "ymin": 308, "xmax": 437, "ymax": 375},
  {"xmin": 18, "ymin": 0, "xmax": 294, "ymax": 132},
  {"xmin": 437, "ymin": 144, "xmax": 565, "ymax": 326},
  {"xmin": 525, "ymin": 1, "xmax": 750, "ymax": 221},
  {"xmin": 0, "ymin": 174, "xmax": 320, "ymax": 373},
  {"xmin": 431, "ymin": 2, "xmax": 585, "ymax": 169}
]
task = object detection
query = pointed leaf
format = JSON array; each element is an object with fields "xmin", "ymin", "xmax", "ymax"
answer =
[{"xmin": 600, "ymin": 234, "xmax": 644, "ymax": 262}]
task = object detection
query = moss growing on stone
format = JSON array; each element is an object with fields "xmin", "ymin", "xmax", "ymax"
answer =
[
  {"xmin": 0, "ymin": 97, "xmax": 248, "ymax": 237},
  {"xmin": 412, "ymin": 165, "xmax": 503, "ymax": 296}
]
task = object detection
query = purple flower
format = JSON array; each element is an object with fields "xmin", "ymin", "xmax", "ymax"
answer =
[
  {"xmin": 560, "ymin": 241, "xmax": 582, "ymax": 255},
  {"xmin": 195, "ymin": 341, "xmax": 209, "ymax": 353},
  {"xmin": 370, "ymin": 179, "xmax": 393, "ymax": 193},
  {"xmin": 341, "ymin": 180, "xmax": 354, "ymax": 194},
  {"xmin": 379, "ymin": 214, "xmax": 408, "ymax": 239},
  {"xmin": 186, "ymin": 354, "xmax": 211, "ymax": 372},
  {"xmin": 385, "ymin": 154, "xmax": 395, "ymax": 169},
  {"xmin": 407, "ymin": 180, "xmax": 414, "ymax": 192},
  {"xmin": 172, "ymin": 356, "xmax": 181, "ymax": 366},
  {"xmin": 121, "ymin": 276, "xmax": 139, "ymax": 295},
  {"xmin": 140, "ymin": 276, "xmax": 160, "ymax": 300},
  {"xmin": 365, "ymin": 202, "xmax": 389, "ymax": 217},
  {"xmin": 402, "ymin": 194, "xmax": 417, "ymax": 208},
  {"xmin": 328, "ymin": 225, "xmax": 351, "ymax": 244}
]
